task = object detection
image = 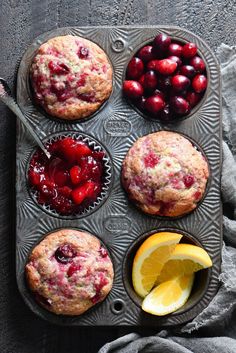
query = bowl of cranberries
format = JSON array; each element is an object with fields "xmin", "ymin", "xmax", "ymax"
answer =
[
  {"xmin": 27, "ymin": 133, "xmax": 113, "ymax": 218},
  {"xmin": 123, "ymin": 33, "xmax": 208, "ymax": 122}
]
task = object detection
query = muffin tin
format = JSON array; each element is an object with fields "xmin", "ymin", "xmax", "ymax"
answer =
[{"xmin": 16, "ymin": 26, "xmax": 222, "ymax": 326}]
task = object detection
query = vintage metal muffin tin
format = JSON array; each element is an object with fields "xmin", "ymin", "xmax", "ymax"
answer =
[{"xmin": 16, "ymin": 26, "xmax": 222, "ymax": 326}]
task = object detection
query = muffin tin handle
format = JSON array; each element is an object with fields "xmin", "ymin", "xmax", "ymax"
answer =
[{"xmin": 0, "ymin": 78, "xmax": 51, "ymax": 159}]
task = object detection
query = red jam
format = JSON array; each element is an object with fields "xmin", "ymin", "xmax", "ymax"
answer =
[{"xmin": 28, "ymin": 137, "xmax": 106, "ymax": 215}]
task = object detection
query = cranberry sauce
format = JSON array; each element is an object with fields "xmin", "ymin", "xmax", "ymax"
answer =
[{"xmin": 28, "ymin": 136, "xmax": 106, "ymax": 215}]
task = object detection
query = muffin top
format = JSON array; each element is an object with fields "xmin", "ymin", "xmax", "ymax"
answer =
[
  {"xmin": 122, "ymin": 131, "xmax": 209, "ymax": 217},
  {"xmin": 30, "ymin": 35, "xmax": 113, "ymax": 120},
  {"xmin": 25, "ymin": 229, "xmax": 114, "ymax": 315}
]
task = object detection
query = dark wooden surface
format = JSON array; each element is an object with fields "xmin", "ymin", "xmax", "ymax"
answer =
[{"xmin": 0, "ymin": 1, "xmax": 236, "ymax": 352}]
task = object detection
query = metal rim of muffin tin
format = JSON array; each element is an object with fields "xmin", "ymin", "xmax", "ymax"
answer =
[
  {"xmin": 26, "ymin": 131, "xmax": 114, "ymax": 219},
  {"xmin": 123, "ymin": 36, "xmax": 210, "ymax": 124},
  {"xmin": 16, "ymin": 26, "xmax": 222, "ymax": 327}
]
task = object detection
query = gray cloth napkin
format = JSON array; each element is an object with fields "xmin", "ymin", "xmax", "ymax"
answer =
[{"xmin": 98, "ymin": 44, "xmax": 236, "ymax": 353}]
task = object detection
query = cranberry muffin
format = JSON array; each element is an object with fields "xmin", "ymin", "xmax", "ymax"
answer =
[
  {"xmin": 30, "ymin": 35, "xmax": 113, "ymax": 120},
  {"xmin": 25, "ymin": 229, "xmax": 114, "ymax": 315},
  {"xmin": 122, "ymin": 131, "xmax": 209, "ymax": 217}
]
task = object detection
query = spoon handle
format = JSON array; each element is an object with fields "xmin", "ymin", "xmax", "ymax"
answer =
[{"xmin": 0, "ymin": 78, "xmax": 51, "ymax": 159}]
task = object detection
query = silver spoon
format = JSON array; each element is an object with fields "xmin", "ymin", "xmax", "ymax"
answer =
[{"xmin": 0, "ymin": 78, "xmax": 51, "ymax": 159}]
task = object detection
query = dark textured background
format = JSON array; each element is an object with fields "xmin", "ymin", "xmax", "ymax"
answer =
[{"xmin": 0, "ymin": 1, "xmax": 236, "ymax": 352}]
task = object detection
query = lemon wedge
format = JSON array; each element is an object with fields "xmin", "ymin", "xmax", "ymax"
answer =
[
  {"xmin": 155, "ymin": 243, "xmax": 212, "ymax": 284},
  {"xmin": 142, "ymin": 274, "xmax": 194, "ymax": 316},
  {"xmin": 132, "ymin": 232, "xmax": 182, "ymax": 298}
]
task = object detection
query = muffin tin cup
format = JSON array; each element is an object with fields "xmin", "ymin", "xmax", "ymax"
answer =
[
  {"xmin": 16, "ymin": 26, "xmax": 222, "ymax": 326},
  {"xmin": 123, "ymin": 229, "xmax": 211, "ymax": 318},
  {"xmin": 26, "ymin": 131, "xmax": 114, "ymax": 220},
  {"xmin": 123, "ymin": 36, "xmax": 210, "ymax": 124}
]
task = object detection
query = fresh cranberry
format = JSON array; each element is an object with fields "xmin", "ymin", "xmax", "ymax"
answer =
[
  {"xmin": 156, "ymin": 59, "xmax": 177, "ymax": 75},
  {"xmin": 123, "ymin": 36, "xmax": 206, "ymax": 120},
  {"xmin": 153, "ymin": 33, "xmax": 171, "ymax": 54},
  {"xmin": 170, "ymin": 96, "xmax": 190, "ymax": 115},
  {"xmin": 67, "ymin": 264, "xmax": 82, "ymax": 277},
  {"xmin": 186, "ymin": 91, "xmax": 201, "ymax": 108},
  {"xmin": 78, "ymin": 47, "xmax": 89, "ymax": 59},
  {"xmin": 126, "ymin": 57, "xmax": 144, "ymax": 80},
  {"xmin": 48, "ymin": 61, "xmax": 70, "ymax": 75},
  {"xmin": 146, "ymin": 59, "xmax": 159, "ymax": 71},
  {"xmin": 138, "ymin": 45, "xmax": 155, "ymax": 62},
  {"xmin": 99, "ymin": 247, "xmax": 108, "ymax": 258},
  {"xmin": 171, "ymin": 75, "xmax": 190, "ymax": 92},
  {"xmin": 192, "ymin": 74, "xmax": 207, "ymax": 93},
  {"xmin": 142, "ymin": 70, "xmax": 158, "ymax": 91},
  {"xmin": 70, "ymin": 165, "xmax": 81, "ymax": 184},
  {"xmin": 179, "ymin": 65, "xmax": 195, "ymax": 78},
  {"xmin": 168, "ymin": 55, "xmax": 182, "ymax": 68},
  {"xmin": 144, "ymin": 152, "xmax": 160, "ymax": 167},
  {"xmin": 183, "ymin": 175, "xmax": 195, "ymax": 188},
  {"xmin": 160, "ymin": 104, "xmax": 173, "ymax": 122},
  {"xmin": 123, "ymin": 80, "xmax": 143, "ymax": 100},
  {"xmin": 190, "ymin": 56, "xmax": 206, "ymax": 73},
  {"xmin": 136, "ymin": 96, "xmax": 146, "ymax": 111},
  {"xmin": 168, "ymin": 43, "xmax": 183, "ymax": 57},
  {"xmin": 182, "ymin": 42, "xmax": 198, "ymax": 58},
  {"xmin": 71, "ymin": 181, "xmax": 98, "ymax": 205},
  {"xmin": 158, "ymin": 77, "xmax": 171, "ymax": 94},
  {"xmin": 55, "ymin": 244, "xmax": 77, "ymax": 264},
  {"xmin": 145, "ymin": 95, "xmax": 165, "ymax": 115},
  {"xmin": 139, "ymin": 74, "xmax": 145, "ymax": 86}
]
